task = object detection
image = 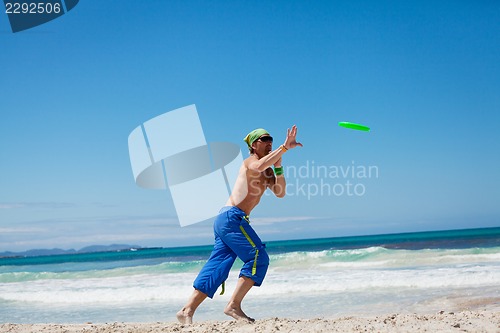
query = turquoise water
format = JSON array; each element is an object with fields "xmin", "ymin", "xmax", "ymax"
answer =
[
  {"xmin": 3, "ymin": 227, "xmax": 498, "ymax": 267},
  {"xmin": 1, "ymin": 227, "xmax": 499, "ymax": 323}
]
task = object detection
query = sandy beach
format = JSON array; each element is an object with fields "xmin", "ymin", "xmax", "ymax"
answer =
[
  {"xmin": 2, "ymin": 230, "xmax": 499, "ymax": 332},
  {"xmin": 1, "ymin": 309, "xmax": 499, "ymax": 333}
]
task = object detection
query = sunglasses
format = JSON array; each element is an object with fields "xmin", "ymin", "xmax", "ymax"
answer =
[{"xmin": 257, "ymin": 136, "xmax": 273, "ymax": 143}]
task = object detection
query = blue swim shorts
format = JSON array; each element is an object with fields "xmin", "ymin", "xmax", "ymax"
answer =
[{"xmin": 193, "ymin": 206, "xmax": 269, "ymax": 298}]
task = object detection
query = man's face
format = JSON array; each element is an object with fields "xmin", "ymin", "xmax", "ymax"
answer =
[{"xmin": 252, "ymin": 134, "xmax": 273, "ymax": 156}]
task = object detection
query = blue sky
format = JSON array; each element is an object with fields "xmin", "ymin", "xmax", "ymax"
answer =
[{"xmin": 1, "ymin": 1, "xmax": 499, "ymax": 252}]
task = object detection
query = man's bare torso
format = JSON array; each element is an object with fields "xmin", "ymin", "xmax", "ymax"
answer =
[{"xmin": 226, "ymin": 156, "xmax": 274, "ymax": 215}]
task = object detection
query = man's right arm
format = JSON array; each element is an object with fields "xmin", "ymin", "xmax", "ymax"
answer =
[{"xmin": 247, "ymin": 146, "xmax": 287, "ymax": 172}]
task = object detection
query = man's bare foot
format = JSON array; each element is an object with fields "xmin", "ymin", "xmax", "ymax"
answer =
[
  {"xmin": 176, "ymin": 309, "xmax": 193, "ymax": 324},
  {"xmin": 224, "ymin": 303, "xmax": 255, "ymax": 322}
]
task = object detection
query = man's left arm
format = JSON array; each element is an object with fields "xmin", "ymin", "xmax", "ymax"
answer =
[{"xmin": 269, "ymin": 159, "xmax": 286, "ymax": 198}]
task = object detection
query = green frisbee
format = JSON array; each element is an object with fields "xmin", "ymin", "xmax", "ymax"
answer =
[{"xmin": 338, "ymin": 122, "xmax": 370, "ymax": 132}]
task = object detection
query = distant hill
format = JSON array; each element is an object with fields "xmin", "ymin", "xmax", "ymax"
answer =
[{"xmin": 0, "ymin": 244, "xmax": 142, "ymax": 258}]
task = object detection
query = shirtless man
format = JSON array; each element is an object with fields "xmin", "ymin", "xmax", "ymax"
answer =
[{"xmin": 177, "ymin": 125, "xmax": 302, "ymax": 324}]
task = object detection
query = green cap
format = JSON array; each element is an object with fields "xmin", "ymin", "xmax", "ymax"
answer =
[{"xmin": 243, "ymin": 128, "xmax": 269, "ymax": 147}]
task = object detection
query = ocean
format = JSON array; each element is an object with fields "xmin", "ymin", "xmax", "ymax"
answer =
[{"xmin": 1, "ymin": 227, "xmax": 499, "ymax": 324}]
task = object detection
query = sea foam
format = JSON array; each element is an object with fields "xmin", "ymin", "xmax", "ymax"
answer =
[{"xmin": 1, "ymin": 247, "xmax": 499, "ymax": 304}]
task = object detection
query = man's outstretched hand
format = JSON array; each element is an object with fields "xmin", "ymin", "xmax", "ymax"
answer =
[{"xmin": 284, "ymin": 125, "xmax": 303, "ymax": 150}]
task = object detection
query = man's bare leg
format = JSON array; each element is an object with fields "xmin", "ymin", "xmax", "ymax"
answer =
[
  {"xmin": 176, "ymin": 289, "xmax": 207, "ymax": 324},
  {"xmin": 224, "ymin": 276, "xmax": 255, "ymax": 322}
]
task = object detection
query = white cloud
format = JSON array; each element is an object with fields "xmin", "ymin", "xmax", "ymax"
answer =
[
  {"xmin": 0, "ymin": 202, "xmax": 75, "ymax": 210},
  {"xmin": 0, "ymin": 227, "xmax": 45, "ymax": 233},
  {"xmin": 0, "ymin": 203, "xmax": 25, "ymax": 209},
  {"xmin": 251, "ymin": 216, "xmax": 320, "ymax": 225},
  {"xmin": 0, "ymin": 213, "xmax": 215, "ymax": 252}
]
